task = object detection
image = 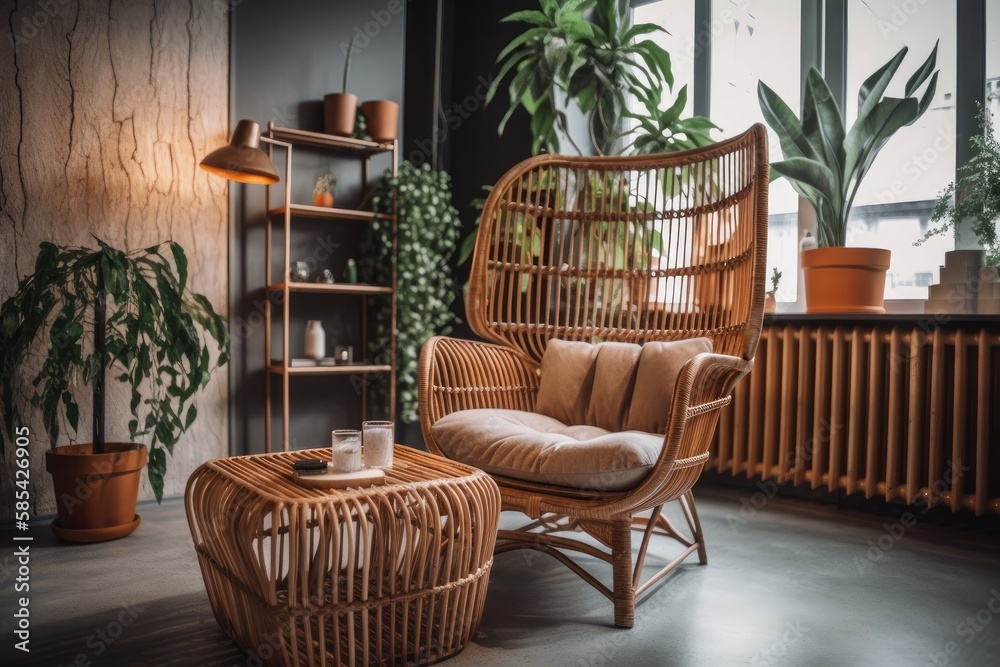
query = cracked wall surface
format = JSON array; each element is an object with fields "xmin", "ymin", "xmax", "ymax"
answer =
[{"xmin": 0, "ymin": 0, "xmax": 229, "ymax": 518}]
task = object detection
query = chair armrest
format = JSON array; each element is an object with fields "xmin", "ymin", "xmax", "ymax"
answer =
[
  {"xmin": 664, "ymin": 352, "xmax": 753, "ymax": 461},
  {"xmin": 418, "ymin": 336, "xmax": 540, "ymax": 456},
  {"xmin": 619, "ymin": 352, "xmax": 753, "ymax": 508}
]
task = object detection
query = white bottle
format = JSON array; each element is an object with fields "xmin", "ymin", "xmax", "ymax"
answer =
[
  {"xmin": 304, "ymin": 321, "xmax": 326, "ymax": 360},
  {"xmin": 800, "ymin": 231, "xmax": 818, "ymax": 252}
]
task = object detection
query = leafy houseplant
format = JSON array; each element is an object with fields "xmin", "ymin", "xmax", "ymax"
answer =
[
  {"xmin": 362, "ymin": 162, "xmax": 462, "ymax": 423},
  {"xmin": 918, "ymin": 106, "xmax": 1000, "ymax": 267},
  {"xmin": 487, "ymin": 0, "xmax": 703, "ymax": 157},
  {"xmin": 324, "ymin": 35, "xmax": 359, "ymax": 136},
  {"xmin": 465, "ymin": 0, "xmax": 718, "ymax": 292},
  {"xmin": 758, "ymin": 42, "xmax": 938, "ymax": 248},
  {"xmin": 0, "ymin": 240, "xmax": 228, "ymax": 539},
  {"xmin": 758, "ymin": 42, "xmax": 939, "ymax": 312}
]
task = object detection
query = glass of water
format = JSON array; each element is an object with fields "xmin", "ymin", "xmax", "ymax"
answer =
[
  {"xmin": 331, "ymin": 430, "xmax": 362, "ymax": 473},
  {"xmin": 362, "ymin": 421, "xmax": 394, "ymax": 469}
]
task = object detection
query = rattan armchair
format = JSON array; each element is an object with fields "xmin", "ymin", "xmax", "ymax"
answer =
[{"xmin": 419, "ymin": 125, "xmax": 769, "ymax": 628}]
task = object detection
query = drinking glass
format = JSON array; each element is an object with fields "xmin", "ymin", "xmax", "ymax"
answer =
[
  {"xmin": 331, "ymin": 430, "xmax": 362, "ymax": 473},
  {"xmin": 362, "ymin": 421, "xmax": 394, "ymax": 469}
]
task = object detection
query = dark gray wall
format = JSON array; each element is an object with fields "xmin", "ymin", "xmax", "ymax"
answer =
[{"xmin": 230, "ymin": 0, "xmax": 406, "ymax": 454}]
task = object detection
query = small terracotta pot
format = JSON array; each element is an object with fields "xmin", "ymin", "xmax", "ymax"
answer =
[
  {"xmin": 801, "ymin": 247, "xmax": 891, "ymax": 313},
  {"xmin": 314, "ymin": 192, "xmax": 334, "ymax": 208},
  {"xmin": 324, "ymin": 93, "xmax": 358, "ymax": 136},
  {"xmin": 45, "ymin": 443, "xmax": 148, "ymax": 541},
  {"xmin": 764, "ymin": 293, "xmax": 777, "ymax": 313},
  {"xmin": 361, "ymin": 100, "xmax": 399, "ymax": 142}
]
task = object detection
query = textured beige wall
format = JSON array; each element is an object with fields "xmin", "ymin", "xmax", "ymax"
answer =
[{"xmin": 0, "ymin": 0, "xmax": 229, "ymax": 517}]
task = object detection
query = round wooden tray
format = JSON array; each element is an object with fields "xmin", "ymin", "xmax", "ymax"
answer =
[{"xmin": 293, "ymin": 466, "xmax": 386, "ymax": 489}]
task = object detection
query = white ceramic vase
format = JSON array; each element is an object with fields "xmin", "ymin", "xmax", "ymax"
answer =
[{"xmin": 304, "ymin": 320, "xmax": 326, "ymax": 360}]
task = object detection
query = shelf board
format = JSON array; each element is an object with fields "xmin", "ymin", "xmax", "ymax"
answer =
[
  {"xmin": 267, "ymin": 282, "xmax": 393, "ymax": 295},
  {"xmin": 268, "ymin": 204, "xmax": 390, "ymax": 222},
  {"xmin": 268, "ymin": 362, "xmax": 392, "ymax": 376},
  {"xmin": 268, "ymin": 126, "xmax": 394, "ymax": 154}
]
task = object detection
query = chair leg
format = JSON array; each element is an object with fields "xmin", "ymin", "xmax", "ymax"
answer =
[
  {"xmin": 680, "ymin": 490, "xmax": 708, "ymax": 565},
  {"xmin": 612, "ymin": 518, "xmax": 635, "ymax": 628}
]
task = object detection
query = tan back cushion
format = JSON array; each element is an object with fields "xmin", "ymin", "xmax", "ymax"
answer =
[
  {"xmin": 535, "ymin": 339, "xmax": 599, "ymax": 425},
  {"xmin": 626, "ymin": 338, "xmax": 713, "ymax": 434},
  {"xmin": 536, "ymin": 336, "xmax": 713, "ymax": 434},
  {"xmin": 585, "ymin": 342, "xmax": 642, "ymax": 431}
]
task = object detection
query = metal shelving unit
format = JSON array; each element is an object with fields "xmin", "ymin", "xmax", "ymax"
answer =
[{"xmin": 263, "ymin": 123, "xmax": 397, "ymax": 452}]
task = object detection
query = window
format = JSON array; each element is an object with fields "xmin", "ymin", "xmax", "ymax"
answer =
[
  {"xmin": 631, "ymin": 0, "xmax": 992, "ymax": 307},
  {"xmin": 633, "ymin": 1, "xmax": 696, "ymax": 118},
  {"xmin": 989, "ymin": 0, "xmax": 1000, "ymax": 131},
  {"xmin": 845, "ymin": 0, "xmax": 957, "ymax": 300},
  {"xmin": 710, "ymin": 0, "xmax": 801, "ymax": 303}
]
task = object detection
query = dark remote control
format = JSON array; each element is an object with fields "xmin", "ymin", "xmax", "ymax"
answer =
[{"xmin": 293, "ymin": 460, "xmax": 328, "ymax": 475}]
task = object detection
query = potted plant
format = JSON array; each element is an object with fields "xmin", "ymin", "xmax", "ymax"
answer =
[
  {"xmin": 486, "ymin": 0, "xmax": 702, "ymax": 156},
  {"xmin": 765, "ymin": 267, "xmax": 782, "ymax": 313},
  {"xmin": 462, "ymin": 0, "xmax": 717, "ymax": 293},
  {"xmin": 324, "ymin": 36, "xmax": 359, "ymax": 136},
  {"xmin": 362, "ymin": 162, "xmax": 461, "ymax": 424},
  {"xmin": 314, "ymin": 172, "xmax": 337, "ymax": 207},
  {"xmin": 758, "ymin": 42, "xmax": 939, "ymax": 313},
  {"xmin": 360, "ymin": 100, "xmax": 399, "ymax": 143},
  {"xmin": 0, "ymin": 239, "xmax": 229, "ymax": 542},
  {"xmin": 917, "ymin": 105, "xmax": 1000, "ymax": 267}
]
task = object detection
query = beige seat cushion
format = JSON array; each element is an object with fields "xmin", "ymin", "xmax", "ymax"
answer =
[{"xmin": 431, "ymin": 408, "xmax": 663, "ymax": 492}]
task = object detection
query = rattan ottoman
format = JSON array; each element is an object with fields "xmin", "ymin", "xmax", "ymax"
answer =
[{"xmin": 185, "ymin": 445, "xmax": 500, "ymax": 666}]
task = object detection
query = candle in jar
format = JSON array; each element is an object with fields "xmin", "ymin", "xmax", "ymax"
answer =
[
  {"xmin": 331, "ymin": 430, "xmax": 362, "ymax": 473},
  {"xmin": 362, "ymin": 421, "xmax": 394, "ymax": 469}
]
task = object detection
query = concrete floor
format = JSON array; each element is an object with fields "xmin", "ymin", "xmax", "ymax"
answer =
[{"xmin": 3, "ymin": 485, "xmax": 999, "ymax": 666}]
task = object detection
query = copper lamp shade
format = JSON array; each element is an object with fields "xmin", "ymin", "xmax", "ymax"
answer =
[{"xmin": 200, "ymin": 119, "xmax": 280, "ymax": 184}]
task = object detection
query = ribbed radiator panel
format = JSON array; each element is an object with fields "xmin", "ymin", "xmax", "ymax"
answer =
[{"xmin": 710, "ymin": 322, "xmax": 1000, "ymax": 515}]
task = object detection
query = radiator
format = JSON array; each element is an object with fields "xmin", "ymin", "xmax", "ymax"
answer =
[{"xmin": 710, "ymin": 319, "xmax": 1000, "ymax": 515}]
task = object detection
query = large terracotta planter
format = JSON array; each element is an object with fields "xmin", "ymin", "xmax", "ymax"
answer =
[
  {"xmin": 323, "ymin": 93, "xmax": 358, "ymax": 136},
  {"xmin": 801, "ymin": 247, "xmax": 891, "ymax": 313},
  {"xmin": 44, "ymin": 443, "xmax": 148, "ymax": 542},
  {"xmin": 361, "ymin": 100, "xmax": 399, "ymax": 142}
]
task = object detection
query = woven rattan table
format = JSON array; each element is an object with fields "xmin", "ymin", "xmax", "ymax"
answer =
[{"xmin": 185, "ymin": 445, "xmax": 500, "ymax": 666}]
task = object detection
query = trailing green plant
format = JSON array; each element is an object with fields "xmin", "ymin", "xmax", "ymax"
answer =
[
  {"xmin": 0, "ymin": 239, "xmax": 229, "ymax": 501},
  {"xmin": 353, "ymin": 109, "xmax": 370, "ymax": 141},
  {"xmin": 917, "ymin": 105, "xmax": 1000, "ymax": 266},
  {"xmin": 362, "ymin": 162, "xmax": 462, "ymax": 423},
  {"xmin": 758, "ymin": 42, "xmax": 939, "ymax": 248}
]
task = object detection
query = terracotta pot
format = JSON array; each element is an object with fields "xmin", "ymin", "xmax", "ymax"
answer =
[
  {"xmin": 764, "ymin": 293, "xmax": 777, "ymax": 313},
  {"xmin": 801, "ymin": 247, "xmax": 891, "ymax": 313},
  {"xmin": 361, "ymin": 100, "xmax": 399, "ymax": 142},
  {"xmin": 44, "ymin": 443, "xmax": 148, "ymax": 542},
  {"xmin": 314, "ymin": 192, "xmax": 334, "ymax": 208},
  {"xmin": 323, "ymin": 93, "xmax": 358, "ymax": 136}
]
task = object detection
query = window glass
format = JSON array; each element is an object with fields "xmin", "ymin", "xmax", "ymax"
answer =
[
  {"xmin": 846, "ymin": 0, "xmax": 957, "ymax": 300},
  {"xmin": 989, "ymin": 0, "xmax": 1000, "ymax": 133},
  {"xmin": 633, "ymin": 0, "xmax": 696, "ymax": 118},
  {"xmin": 711, "ymin": 0, "xmax": 801, "ymax": 303}
]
